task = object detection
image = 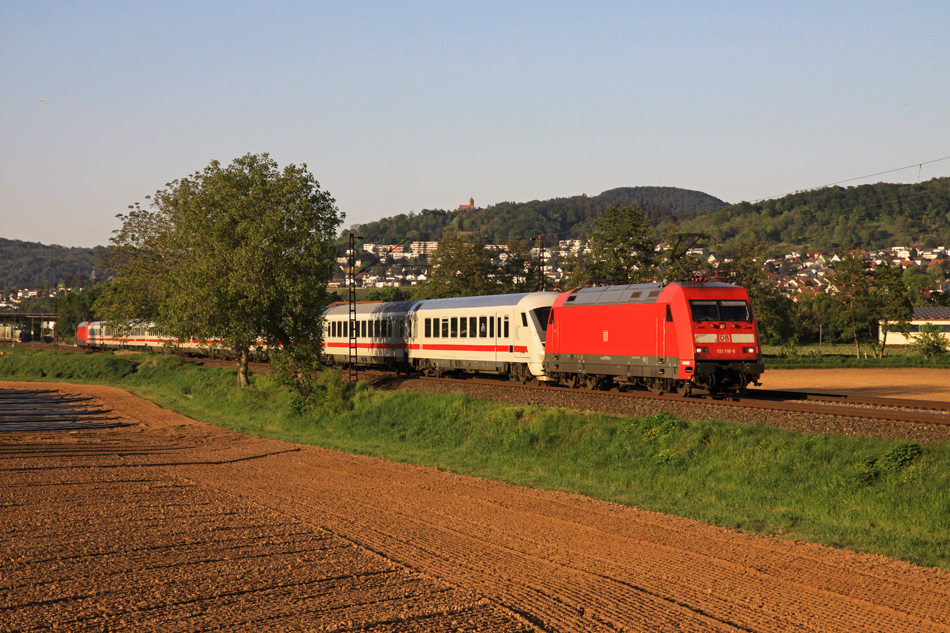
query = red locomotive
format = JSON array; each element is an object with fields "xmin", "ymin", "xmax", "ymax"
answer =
[{"xmin": 543, "ymin": 281, "xmax": 763, "ymax": 395}]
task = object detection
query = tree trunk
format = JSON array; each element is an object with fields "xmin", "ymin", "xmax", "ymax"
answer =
[{"xmin": 237, "ymin": 347, "xmax": 249, "ymax": 387}]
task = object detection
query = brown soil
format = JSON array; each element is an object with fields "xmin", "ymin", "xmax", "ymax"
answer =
[
  {"xmin": 2, "ymin": 377, "xmax": 950, "ymax": 632},
  {"xmin": 759, "ymin": 367, "xmax": 950, "ymax": 401}
]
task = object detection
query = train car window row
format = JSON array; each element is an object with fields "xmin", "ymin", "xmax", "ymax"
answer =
[
  {"xmin": 421, "ymin": 316, "xmax": 509, "ymax": 339},
  {"xmin": 327, "ymin": 319, "xmax": 401, "ymax": 338}
]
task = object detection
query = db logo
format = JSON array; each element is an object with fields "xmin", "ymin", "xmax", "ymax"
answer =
[
  {"xmin": 603, "ymin": 330, "xmax": 609, "ymax": 342},
  {"xmin": 718, "ymin": 334, "xmax": 731, "ymax": 343}
]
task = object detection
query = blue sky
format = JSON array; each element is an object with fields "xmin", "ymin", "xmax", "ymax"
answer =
[{"xmin": 2, "ymin": 1, "xmax": 948, "ymax": 247}]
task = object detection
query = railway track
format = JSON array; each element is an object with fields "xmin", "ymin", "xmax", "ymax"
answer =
[{"xmin": 402, "ymin": 374, "xmax": 950, "ymax": 428}]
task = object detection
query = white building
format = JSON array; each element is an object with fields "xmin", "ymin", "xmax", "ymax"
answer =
[{"xmin": 881, "ymin": 307, "xmax": 950, "ymax": 346}]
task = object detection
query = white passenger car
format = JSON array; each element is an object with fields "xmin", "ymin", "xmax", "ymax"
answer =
[
  {"xmin": 407, "ymin": 292, "xmax": 558, "ymax": 381},
  {"xmin": 321, "ymin": 292, "xmax": 559, "ymax": 381},
  {"xmin": 322, "ymin": 300, "xmax": 419, "ymax": 369}
]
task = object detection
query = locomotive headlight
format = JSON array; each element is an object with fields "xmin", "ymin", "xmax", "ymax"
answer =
[
  {"xmin": 742, "ymin": 346, "xmax": 756, "ymax": 354},
  {"xmin": 695, "ymin": 346, "xmax": 709, "ymax": 354}
]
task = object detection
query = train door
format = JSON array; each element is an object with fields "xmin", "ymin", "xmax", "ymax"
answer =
[
  {"xmin": 513, "ymin": 311, "xmax": 530, "ymax": 363},
  {"xmin": 493, "ymin": 311, "xmax": 508, "ymax": 369},
  {"xmin": 656, "ymin": 304, "xmax": 668, "ymax": 365}
]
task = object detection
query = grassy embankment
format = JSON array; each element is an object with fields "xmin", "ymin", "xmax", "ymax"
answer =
[{"xmin": 2, "ymin": 347, "xmax": 949, "ymax": 570}]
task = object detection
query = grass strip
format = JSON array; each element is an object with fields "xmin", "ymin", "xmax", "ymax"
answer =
[
  {"xmin": 763, "ymin": 344, "xmax": 950, "ymax": 369},
  {"xmin": 3, "ymin": 348, "xmax": 949, "ymax": 569}
]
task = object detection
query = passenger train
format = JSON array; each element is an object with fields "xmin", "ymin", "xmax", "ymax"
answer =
[
  {"xmin": 321, "ymin": 280, "xmax": 764, "ymax": 395},
  {"xmin": 77, "ymin": 279, "xmax": 764, "ymax": 395}
]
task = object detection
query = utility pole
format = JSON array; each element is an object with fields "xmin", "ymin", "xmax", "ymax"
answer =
[{"xmin": 347, "ymin": 233, "xmax": 361, "ymax": 383}]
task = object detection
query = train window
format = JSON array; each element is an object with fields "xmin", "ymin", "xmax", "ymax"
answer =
[
  {"xmin": 690, "ymin": 300, "xmax": 751, "ymax": 322},
  {"xmin": 433, "ymin": 318, "xmax": 440, "ymax": 338},
  {"xmin": 690, "ymin": 301, "xmax": 719, "ymax": 322},
  {"xmin": 441, "ymin": 318, "xmax": 449, "ymax": 338},
  {"xmin": 666, "ymin": 305, "xmax": 673, "ymax": 322},
  {"xmin": 469, "ymin": 317, "xmax": 477, "ymax": 337},
  {"xmin": 460, "ymin": 317, "xmax": 467, "ymax": 337},
  {"xmin": 450, "ymin": 317, "xmax": 457, "ymax": 338},
  {"xmin": 529, "ymin": 307, "xmax": 551, "ymax": 342},
  {"xmin": 490, "ymin": 316, "xmax": 495, "ymax": 338},
  {"xmin": 720, "ymin": 301, "xmax": 751, "ymax": 322},
  {"xmin": 342, "ymin": 321, "xmax": 347, "ymax": 337},
  {"xmin": 503, "ymin": 316, "xmax": 509, "ymax": 338},
  {"xmin": 479, "ymin": 316, "xmax": 487, "ymax": 338},
  {"xmin": 520, "ymin": 312, "xmax": 528, "ymax": 327},
  {"xmin": 425, "ymin": 318, "xmax": 431, "ymax": 337},
  {"xmin": 361, "ymin": 321, "xmax": 367, "ymax": 338}
]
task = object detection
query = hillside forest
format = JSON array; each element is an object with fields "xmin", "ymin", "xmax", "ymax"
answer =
[
  {"xmin": 349, "ymin": 186, "xmax": 726, "ymax": 245},
  {"xmin": 0, "ymin": 238, "xmax": 106, "ymax": 291},
  {"xmin": 6, "ymin": 179, "xmax": 950, "ymax": 290},
  {"xmin": 347, "ymin": 178, "xmax": 950, "ymax": 258}
]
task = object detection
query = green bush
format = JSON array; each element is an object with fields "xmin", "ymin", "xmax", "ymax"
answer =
[{"xmin": 911, "ymin": 324, "xmax": 950, "ymax": 358}]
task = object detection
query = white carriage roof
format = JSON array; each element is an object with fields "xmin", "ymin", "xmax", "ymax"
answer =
[
  {"xmin": 412, "ymin": 292, "xmax": 558, "ymax": 312},
  {"xmin": 323, "ymin": 301, "xmax": 420, "ymax": 317}
]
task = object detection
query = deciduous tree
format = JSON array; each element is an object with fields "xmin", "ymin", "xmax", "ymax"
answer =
[
  {"xmin": 586, "ymin": 205, "xmax": 657, "ymax": 283},
  {"xmin": 96, "ymin": 153, "xmax": 343, "ymax": 386},
  {"xmin": 715, "ymin": 239, "xmax": 799, "ymax": 352}
]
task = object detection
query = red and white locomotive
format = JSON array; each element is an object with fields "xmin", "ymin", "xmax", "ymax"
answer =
[{"xmin": 543, "ymin": 280, "xmax": 763, "ymax": 395}]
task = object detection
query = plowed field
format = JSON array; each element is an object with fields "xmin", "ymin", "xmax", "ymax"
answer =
[{"xmin": 2, "ymin": 376, "xmax": 950, "ymax": 632}]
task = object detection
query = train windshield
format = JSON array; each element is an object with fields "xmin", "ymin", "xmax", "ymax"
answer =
[
  {"xmin": 690, "ymin": 300, "xmax": 751, "ymax": 322},
  {"xmin": 529, "ymin": 307, "xmax": 552, "ymax": 342}
]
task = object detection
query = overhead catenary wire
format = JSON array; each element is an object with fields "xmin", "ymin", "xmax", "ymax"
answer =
[{"xmin": 749, "ymin": 155, "xmax": 950, "ymax": 204}]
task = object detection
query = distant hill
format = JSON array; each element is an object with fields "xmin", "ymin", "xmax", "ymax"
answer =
[
  {"xmin": 349, "ymin": 186, "xmax": 727, "ymax": 245},
  {"xmin": 0, "ymin": 238, "xmax": 108, "ymax": 290},
  {"xmin": 677, "ymin": 177, "xmax": 950, "ymax": 255}
]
